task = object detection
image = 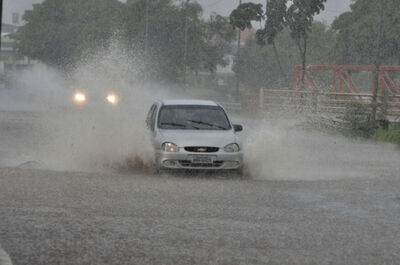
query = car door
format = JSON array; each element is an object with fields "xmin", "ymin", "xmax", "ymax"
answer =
[
  {"xmin": 147, "ymin": 103, "xmax": 160, "ymax": 149},
  {"xmin": 146, "ymin": 104, "xmax": 156, "ymax": 129}
]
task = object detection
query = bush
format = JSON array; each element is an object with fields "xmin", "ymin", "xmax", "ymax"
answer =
[
  {"xmin": 341, "ymin": 102, "xmax": 376, "ymax": 137},
  {"xmin": 373, "ymin": 126, "xmax": 400, "ymax": 145}
]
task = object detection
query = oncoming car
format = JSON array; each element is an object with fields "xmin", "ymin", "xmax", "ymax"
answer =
[
  {"xmin": 146, "ymin": 100, "xmax": 243, "ymax": 172},
  {"xmin": 73, "ymin": 91, "xmax": 120, "ymax": 105}
]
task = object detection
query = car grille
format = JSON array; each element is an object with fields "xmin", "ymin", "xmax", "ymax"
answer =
[
  {"xmin": 179, "ymin": 160, "xmax": 224, "ymax": 168},
  {"xmin": 184, "ymin": 146, "xmax": 219, "ymax": 153}
]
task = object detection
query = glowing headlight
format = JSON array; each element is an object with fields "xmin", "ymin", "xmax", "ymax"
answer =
[
  {"xmin": 73, "ymin": 92, "xmax": 87, "ymax": 104},
  {"xmin": 224, "ymin": 143, "xmax": 240, "ymax": 152},
  {"xmin": 106, "ymin": 93, "xmax": 119, "ymax": 105},
  {"xmin": 162, "ymin": 142, "xmax": 179, "ymax": 152}
]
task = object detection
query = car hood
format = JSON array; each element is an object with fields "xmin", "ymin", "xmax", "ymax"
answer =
[{"xmin": 158, "ymin": 129, "xmax": 237, "ymax": 147}]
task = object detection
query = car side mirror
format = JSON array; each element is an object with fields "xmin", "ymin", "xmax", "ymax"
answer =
[{"xmin": 233, "ymin": 124, "xmax": 243, "ymax": 132}]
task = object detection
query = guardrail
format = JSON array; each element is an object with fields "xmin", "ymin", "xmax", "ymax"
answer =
[
  {"xmin": 232, "ymin": 89, "xmax": 400, "ymax": 117},
  {"xmin": 208, "ymin": 88, "xmax": 400, "ymax": 118}
]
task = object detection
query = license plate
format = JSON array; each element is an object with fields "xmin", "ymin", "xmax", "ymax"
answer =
[{"xmin": 192, "ymin": 155, "xmax": 212, "ymax": 164}]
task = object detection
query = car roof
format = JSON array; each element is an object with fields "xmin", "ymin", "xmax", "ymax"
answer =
[{"xmin": 160, "ymin": 99, "xmax": 219, "ymax": 106}]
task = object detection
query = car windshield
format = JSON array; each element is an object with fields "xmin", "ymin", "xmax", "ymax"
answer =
[
  {"xmin": 158, "ymin": 105, "xmax": 231, "ymax": 130},
  {"xmin": 3, "ymin": 0, "xmax": 400, "ymax": 264}
]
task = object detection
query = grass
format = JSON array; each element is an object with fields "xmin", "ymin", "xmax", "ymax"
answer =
[
  {"xmin": 373, "ymin": 125, "xmax": 400, "ymax": 146},
  {"xmin": 303, "ymin": 101, "xmax": 400, "ymax": 147}
]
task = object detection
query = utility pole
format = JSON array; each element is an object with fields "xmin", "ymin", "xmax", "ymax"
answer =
[
  {"xmin": 235, "ymin": 0, "xmax": 242, "ymax": 101},
  {"xmin": 183, "ymin": 0, "xmax": 189, "ymax": 87},
  {"xmin": 0, "ymin": 0, "xmax": 3, "ymax": 52},
  {"xmin": 144, "ymin": 0, "xmax": 149, "ymax": 58},
  {"xmin": 372, "ymin": 0, "xmax": 385, "ymax": 121}
]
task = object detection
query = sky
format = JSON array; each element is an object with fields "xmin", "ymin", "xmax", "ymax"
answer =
[
  {"xmin": 2, "ymin": 0, "xmax": 351, "ymax": 25},
  {"xmin": 201, "ymin": 0, "xmax": 351, "ymax": 24}
]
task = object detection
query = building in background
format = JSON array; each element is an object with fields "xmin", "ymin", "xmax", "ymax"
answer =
[
  {"xmin": 12, "ymin": 13, "xmax": 20, "ymax": 25},
  {"xmin": 1, "ymin": 22, "xmax": 38, "ymax": 89}
]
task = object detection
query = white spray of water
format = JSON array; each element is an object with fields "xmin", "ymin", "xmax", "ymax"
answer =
[
  {"xmin": 1, "ymin": 41, "xmax": 399, "ymax": 179},
  {"xmin": 1, "ymin": 41, "xmax": 171, "ymax": 172},
  {"xmin": 243, "ymin": 118, "xmax": 400, "ymax": 180},
  {"xmin": 46, "ymin": 43, "xmax": 155, "ymax": 170},
  {"xmin": 0, "ymin": 65, "xmax": 68, "ymax": 111}
]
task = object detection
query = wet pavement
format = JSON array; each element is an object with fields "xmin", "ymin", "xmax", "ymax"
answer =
[
  {"xmin": 1, "ymin": 110, "xmax": 400, "ymax": 265},
  {"xmin": 1, "ymin": 168, "xmax": 400, "ymax": 265}
]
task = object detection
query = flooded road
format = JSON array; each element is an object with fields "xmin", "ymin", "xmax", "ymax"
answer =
[{"xmin": 0, "ymin": 110, "xmax": 400, "ymax": 265}]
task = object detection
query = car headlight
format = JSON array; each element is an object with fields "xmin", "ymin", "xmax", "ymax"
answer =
[
  {"xmin": 224, "ymin": 143, "xmax": 240, "ymax": 152},
  {"xmin": 73, "ymin": 92, "xmax": 87, "ymax": 104},
  {"xmin": 162, "ymin": 142, "xmax": 180, "ymax": 152},
  {"xmin": 106, "ymin": 93, "xmax": 119, "ymax": 105}
]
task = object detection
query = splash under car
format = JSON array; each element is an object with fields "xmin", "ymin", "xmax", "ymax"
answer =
[{"xmin": 146, "ymin": 100, "xmax": 243, "ymax": 172}]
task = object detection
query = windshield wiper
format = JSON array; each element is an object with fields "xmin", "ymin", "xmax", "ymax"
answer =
[
  {"xmin": 161, "ymin": 122, "xmax": 186, "ymax": 127},
  {"xmin": 160, "ymin": 122, "xmax": 200, "ymax": 129},
  {"xmin": 187, "ymin": 120, "xmax": 228, "ymax": 130}
]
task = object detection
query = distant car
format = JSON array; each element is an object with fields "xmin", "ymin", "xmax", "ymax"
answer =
[
  {"xmin": 146, "ymin": 99, "xmax": 243, "ymax": 172},
  {"xmin": 73, "ymin": 91, "xmax": 119, "ymax": 105}
]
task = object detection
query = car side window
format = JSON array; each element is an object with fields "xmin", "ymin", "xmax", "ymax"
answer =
[
  {"xmin": 146, "ymin": 104, "xmax": 156, "ymax": 129},
  {"xmin": 150, "ymin": 105, "xmax": 158, "ymax": 131}
]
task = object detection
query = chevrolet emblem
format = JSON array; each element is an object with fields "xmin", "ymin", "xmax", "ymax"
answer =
[{"xmin": 197, "ymin": 147, "xmax": 207, "ymax": 152}]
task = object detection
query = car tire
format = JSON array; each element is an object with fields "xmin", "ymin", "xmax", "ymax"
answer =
[
  {"xmin": 235, "ymin": 167, "xmax": 245, "ymax": 178},
  {"xmin": 154, "ymin": 164, "xmax": 170, "ymax": 175}
]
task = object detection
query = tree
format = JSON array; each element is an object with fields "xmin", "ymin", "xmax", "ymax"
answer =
[
  {"xmin": 124, "ymin": 0, "xmax": 187, "ymax": 80},
  {"xmin": 332, "ymin": 0, "xmax": 400, "ymax": 120},
  {"xmin": 235, "ymin": 21, "xmax": 335, "ymax": 91},
  {"xmin": 233, "ymin": 37, "xmax": 277, "ymax": 91},
  {"xmin": 18, "ymin": 0, "xmax": 124, "ymax": 68},
  {"xmin": 18, "ymin": 0, "xmax": 232, "ymax": 83},
  {"xmin": 230, "ymin": 2, "xmax": 289, "ymax": 85},
  {"xmin": 206, "ymin": 13, "xmax": 236, "ymax": 44},
  {"xmin": 123, "ymin": 0, "xmax": 232, "ymax": 81},
  {"xmin": 256, "ymin": 0, "xmax": 288, "ymax": 86},
  {"xmin": 230, "ymin": 0, "xmax": 326, "ymax": 89},
  {"xmin": 229, "ymin": 3, "xmax": 264, "ymax": 30},
  {"xmin": 203, "ymin": 13, "xmax": 236, "ymax": 73},
  {"xmin": 285, "ymin": 0, "xmax": 327, "ymax": 90},
  {"xmin": 332, "ymin": 0, "xmax": 400, "ymax": 65}
]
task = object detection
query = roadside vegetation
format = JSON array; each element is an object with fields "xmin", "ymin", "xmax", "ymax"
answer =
[
  {"xmin": 340, "ymin": 102, "xmax": 400, "ymax": 146},
  {"xmin": 17, "ymin": 0, "xmax": 236, "ymax": 82},
  {"xmin": 304, "ymin": 102, "xmax": 400, "ymax": 146},
  {"xmin": 373, "ymin": 125, "xmax": 400, "ymax": 146},
  {"xmin": 16, "ymin": 0, "xmax": 400, "ymax": 91},
  {"xmin": 14, "ymin": 0, "xmax": 400, "ymax": 143},
  {"xmin": 229, "ymin": 0, "xmax": 400, "ymax": 91}
]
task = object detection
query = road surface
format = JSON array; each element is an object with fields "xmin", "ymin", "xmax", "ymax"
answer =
[{"xmin": 0, "ymin": 109, "xmax": 400, "ymax": 265}]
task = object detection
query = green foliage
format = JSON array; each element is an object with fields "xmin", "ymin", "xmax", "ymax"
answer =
[
  {"xmin": 235, "ymin": 22, "xmax": 335, "ymax": 90},
  {"xmin": 341, "ymin": 102, "xmax": 376, "ymax": 137},
  {"xmin": 17, "ymin": 0, "xmax": 233, "ymax": 81},
  {"xmin": 18, "ymin": 0, "xmax": 124, "ymax": 68},
  {"xmin": 284, "ymin": 0, "xmax": 327, "ymax": 90},
  {"xmin": 286, "ymin": 0, "xmax": 327, "ymax": 42},
  {"xmin": 123, "ymin": 0, "xmax": 234, "ymax": 80},
  {"xmin": 332, "ymin": 0, "xmax": 400, "ymax": 65},
  {"xmin": 373, "ymin": 126, "xmax": 400, "ymax": 145},
  {"xmin": 229, "ymin": 3, "xmax": 264, "ymax": 30},
  {"xmin": 206, "ymin": 14, "xmax": 236, "ymax": 43},
  {"xmin": 203, "ymin": 13, "xmax": 236, "ymax": 72},
  {"xmin": 233, "ymin": 37, "xmax": 275, "ymax": 90},
  {"xmin": 229, "ymin": 0, "xmax": 326, "ymax": 89},
  {"xmin": 124, "ymin": 0, "xmax": 189, "ymax": 80},
  {"xmin": 257, "ymin": 0, "xmax": 287, "ymax": 45}
]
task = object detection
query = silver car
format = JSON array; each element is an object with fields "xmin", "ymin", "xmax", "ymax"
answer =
[{"xmin": 146, "ymin": 100, "xmax": 243, "ymax": 172}]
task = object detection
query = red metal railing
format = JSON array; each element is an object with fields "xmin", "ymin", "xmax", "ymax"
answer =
[{"xmin": 294, "ymin": 65, "xmax": 400, "ymax": 99}]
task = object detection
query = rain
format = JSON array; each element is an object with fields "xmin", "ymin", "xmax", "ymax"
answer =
[{"xmin": 1, "ymin": 0, "xmax": 400, "ymax": 264}]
